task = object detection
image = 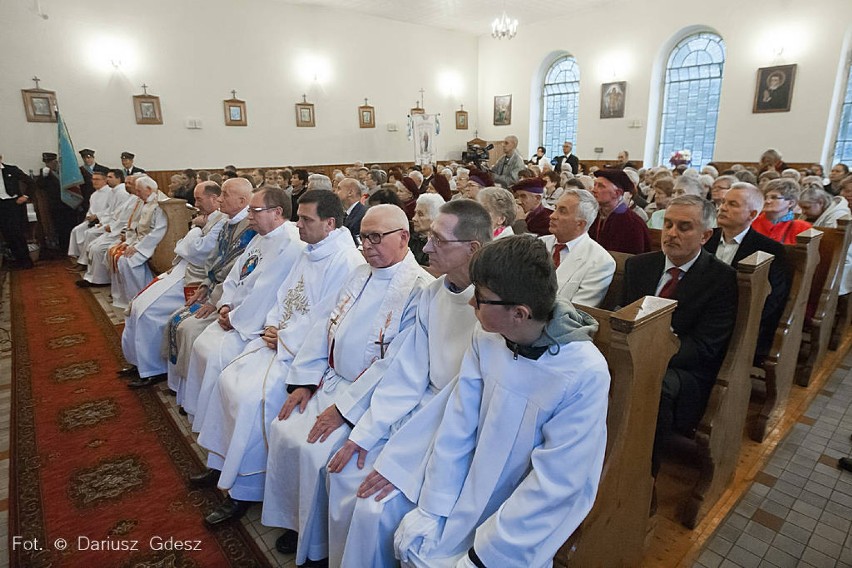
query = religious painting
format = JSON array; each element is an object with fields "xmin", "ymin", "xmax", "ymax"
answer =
[
  {"xmin": 21, "ymin": 89, "xmax": 57, "ymax": 123},
  {"xmin": 753, "ymin": 64, "xmax": 797, "ymax": 113},
  {"xmin": 359, "ymin": 105, "xmax": 375, "ymax": 128},
  {"xmin": 455, "ymin": 109, "xmax": 468, "ymax": 130},
  {"xmin": 296, "ymin": 102, "xmax": 315, "ymax": 127},
  {"xmin": 493, "ymin": 95, "xmax": 512, "ymax": 126},
  {"xmin": 133, "ymin": 94, "xmax": 163, "ymax": 125},
  {"xmin": 600, "ymin": 81, "xmax": 626, "ymax": 119},
  {"xmin": 224, "ymin": 99, "xmax": 247, "ymax": 126}
]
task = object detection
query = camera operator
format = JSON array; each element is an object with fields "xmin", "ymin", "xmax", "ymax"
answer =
[{"xmin": 492, "ymin": 135, "xmax": 525, "ymax": 189}]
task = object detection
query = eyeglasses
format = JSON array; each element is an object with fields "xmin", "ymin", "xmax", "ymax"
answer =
[
  {"xmin": 427, "ymin": 233, "xmax": 474, "ymax": 247},
  {"xmin": 248, "ymin": 205, "xmax": 278, "ymax": 213},
  {"xmin": 473, "ymin": 292, "xmax": 519, "ymax": 309},
  {"xmin": 765, "ymin": 195, "xmax": 788, "ymax": 201},
  {"xmin": 359, "ymin": 227, "xmax": 404, "ymax": 245}
]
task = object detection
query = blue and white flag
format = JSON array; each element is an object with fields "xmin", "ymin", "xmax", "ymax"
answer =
[{"xmin": 57, "ymin": 111, "xmax": 84, "ymax": 209}]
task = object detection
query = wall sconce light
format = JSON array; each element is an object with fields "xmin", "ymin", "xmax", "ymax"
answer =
[
  {"xmin": 297, "ymin": 54, "xmax": 332, "ymax": 85},
  {"xmin": 88, "ymin": 36, "xmax": 135, "ymax": 73},
  {"xmin": 438, "ymin": 70, "xmax": 463, "ymax": 99}
]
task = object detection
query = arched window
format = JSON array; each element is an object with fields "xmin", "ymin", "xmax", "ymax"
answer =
[
  {"xmin": 658, "ymin": 32, "xmax": 725, "ymax": 167},
  {"xmin": 833, "ymin": 58, "xmax": 852, "ymax": 164},
  {"xmin": 541, "ymin": 56, "xmax": 580, "ymax": 159}
]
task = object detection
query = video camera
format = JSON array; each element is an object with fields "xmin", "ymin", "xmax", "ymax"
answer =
[{"xmin": 462, "ymin": 143, "xmax": 494, "ymax": 170}]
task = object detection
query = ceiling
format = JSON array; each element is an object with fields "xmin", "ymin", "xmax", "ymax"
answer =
[{"xmin": 278, "ymin": 0, "xmax": 612, "ymax": 36}]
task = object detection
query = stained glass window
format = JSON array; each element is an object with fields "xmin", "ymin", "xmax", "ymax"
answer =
[
  {"xmin": 658, "ymin": 32, "xmax": 725, "ymax": 168},
  {"xmin": 542, "ymin": 56, "xmax": 580, "ymax": 159},
  {"xmin": 832, "ymin": 60, "xmax": 852, "ymax": 165}
]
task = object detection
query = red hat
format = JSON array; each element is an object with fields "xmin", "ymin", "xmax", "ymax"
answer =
[
  {"xmin": 594, "ymin": 168, "xmax": 635, "ymax": 193},
  {"xmin": 467, "ymin": 168, "xmax": 493, "ymax": 188},
  {"xmin": 430, "ymin": 175, "xmax": 451, "ymax": 201},
  {"xmin": 511, "ymin": 177, "xmax": 545, "ymax": 195},
  {"xmin": 401, "ymin": 176, "xmax": 421, "ymax": 197}
]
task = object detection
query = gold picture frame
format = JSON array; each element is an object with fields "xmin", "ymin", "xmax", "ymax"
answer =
[
  {"xmin": 455, "ymin": 110, "xmax": 469, "ymax": 130},
  {"xmin": 133, "ymin": 94, "xmax": 163, "ymax": 125},
  {"xmin": 296, "ymin": 102, "xmax": 315, "ymax": 127},
  {"xmin": 359, "ymin": 105, "xmax": 375, "ymax": 128},
  {"xmin": 224, "ymin": 99, "xmax": 247, "ymax": 126},
  {"xmin": 493, "ymin": 94, "xmax": 512, "ymax": 126},
  {"xmin": 753, "ymin": 64, "xmax": 797, "ymax": 113},
  {"xmin": 21, "ymin": 89, "xmax": 57, "ymax": 123}
]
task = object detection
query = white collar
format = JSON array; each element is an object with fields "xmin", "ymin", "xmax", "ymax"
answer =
[{"xmin": 664, "ymin": 250, "xmax": 702, "ymax": 273}]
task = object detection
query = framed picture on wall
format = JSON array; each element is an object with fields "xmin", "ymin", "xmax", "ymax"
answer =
[
  {"xmin": 493, "ymin": 95, "xmax": 512, "ymax": 126},
  {"xmin": 455, "ymin": 109, "xmax": 468, "ymax": 130},
  {"xmin": 224, "ymin": 99, "xmax": 247, "ymax": 126},
  {"xmin": 21, "ymin": 89, "xmax": 57, "ymax": 123},
  {"xmin": 753, "ymin": 64, "xmax": 797, "ymax": 113},
  {"xmin": 359, "ymin": 105, "xmax": 375, "ymax": 128},
  {"xmin": 296, "ymin": 102, "xmax": 315, "ymax": 127},
  {"xmin": 600, "ymin": 81, "xmax": 626, "ymax": 119},
  {"xmin": 133, "ymin": 94, "xmax": 163, "ymax": 125}
]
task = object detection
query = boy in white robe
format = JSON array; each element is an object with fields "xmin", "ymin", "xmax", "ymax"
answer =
[
  {"xmin": 193, "ymin": 191, "xmax": 364, "ymax": 526},
  {"xmin": 368, "ymin": 236, "xmax": 610, "ymax": 568},
  {"xmin": 120, "ymin": 182, "xmax": 226, "ymax": 382},
  {"xmin": 261, "ymin": 205, "xmax": 433, "ymax": 566},
  {"xmin": 77, "ymin": 171, "xmax": 133, "ymax": 267},
  {"xmin": 67, "ymin": 171, "xmax": 113, "ymax": 263},
  {"xmin": 325, "ymin": 200, "xmax": 493, "ymax": 568}
]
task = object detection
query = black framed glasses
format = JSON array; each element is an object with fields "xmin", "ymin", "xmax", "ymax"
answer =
[
  {"xmin": 427, "ymin": 234, "xmax": 474, "ymax": 247},
  {"xmin": 473, "ymin": 292, "xmax": 519, "ymax": 309},
  {"xmin": 359, "ymin": 227, "xmax": 404, "ymax": 245}
]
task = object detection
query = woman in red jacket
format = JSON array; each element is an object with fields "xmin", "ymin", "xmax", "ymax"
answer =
[{"xmin": 751, "ymin": 178, "xmax": 812, "ymax": 244}]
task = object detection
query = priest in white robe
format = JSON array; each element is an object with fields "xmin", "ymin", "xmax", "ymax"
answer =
[
  {"xmin": 261, "ymin": 205, "xmax": 433, "ymax": 566},
  {"xmin": 120, "ymin": 182, "xmax": 226, "ymax": 383},
  {"xmin": 158, "ymin": 179, "xmax": 255, "ymax": 391},
  {"xmin": 179, "ymin": 186, "xmax": 305, "ymax": 423},
  {"xmin": 387, "ymin": 237, "xmax": 609, "ymax": 568},
  {"xmin": 539, "ymin": 188, "xmax": 616, "ymax": 307},
  {"xmin": 325, "ymin": 199, "xmax": 493, "ymax": 568},
  {"xmin": 67, "ymin": 170, "xmax": 113, "ymax": 263},
  {"xmin": 77, "ymin": 174, "xmax": 143, "ymax": 287},
  {"xmin": 193, "ymin": 190, "xmax": 364, "ymax": 526},
  {"xmin": 77, "ymin": 170, "xmax": 133, "ymax": 268}
]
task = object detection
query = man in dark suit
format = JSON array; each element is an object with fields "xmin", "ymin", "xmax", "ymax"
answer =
[
  {"xmin": 622, "ymin": 195, "xmax": 737, "ymax": 476},
  {"xmin": 334, "ymin": 177, "xmax": 366, "ymax": 246},
  {"xmin": 0, "ymin": 154, "xmax": 37, "ymax": 269},
  {"xmin": 79, "ymin": 149, "xmax": 110, "ymax": 175},
  {"xmin": 551, "ymin": 141, "xmax": 580, "ymax": 174},
  {"xmin": 120, "ymin": 151, "xmax": 145, "ymax": 176},
  {"xmin": 704, "ymin": 182, "xmax": 791, "ymax": 365},
  {"xmin": 289, "ymin": 169, "xmax": 309, "ymax": 222}
]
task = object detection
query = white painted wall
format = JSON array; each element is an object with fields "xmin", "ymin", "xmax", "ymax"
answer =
[
  {"xmin": 0, "ymin": 0, "xmax": 478, "ymax": 172},
  {"xmin": 476, "ymin": 0, "xmax": 852, "ymax": 167}
]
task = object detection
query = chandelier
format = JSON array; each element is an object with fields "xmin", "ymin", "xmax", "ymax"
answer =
[{"xmin": 491, "ymin": 11, "xmax": 518, "ymax": 40}]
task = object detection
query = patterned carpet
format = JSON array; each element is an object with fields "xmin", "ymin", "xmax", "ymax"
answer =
[{"xmin": 9, "ymin": 261, "xmax": 271, "ymax": 567}]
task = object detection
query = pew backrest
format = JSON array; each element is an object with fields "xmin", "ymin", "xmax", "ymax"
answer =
[{"xmin": 148, "ymin": 198, "xmax": 194, "ymax": 275}]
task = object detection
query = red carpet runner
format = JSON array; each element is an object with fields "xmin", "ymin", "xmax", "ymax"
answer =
[{"xmin": 9, "ymin": 261, "xmax": 270, "ymax": 567}]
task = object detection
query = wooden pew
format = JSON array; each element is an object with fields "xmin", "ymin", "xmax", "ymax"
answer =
[
  {"xmin": 749, "ymin": 229, "xmax": 822, "ymax": 442},
  {"xmin": 678, "ymin": 252, "xmax": 773, "ymax": 528},
  {"xmin": 148, "ymin": 198, "xmax": 194, "ymax": 275},
  {"xmin": 795, "ymin": 219, "xmax": 851, "ymax": 386},
  {"xmin": 648, "ymin": 228, "xmax": 662, "ymax": 253},
  {"xmin": 558, "ymin": 297, "xmax": 679, "ymax": 568},
  {"xmin": 830, "ymin": 293, "xmax": 852, "ymax": 350}
]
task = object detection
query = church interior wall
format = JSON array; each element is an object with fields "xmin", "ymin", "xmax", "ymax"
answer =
[{"xmin": 0, "ymin": 0, "xmax": 479, "ymax": 172}]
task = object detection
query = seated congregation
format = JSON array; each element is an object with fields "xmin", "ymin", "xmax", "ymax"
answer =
[{"xmin": 8, "ymin": 142, "xmax": 851, "ymax": 567}]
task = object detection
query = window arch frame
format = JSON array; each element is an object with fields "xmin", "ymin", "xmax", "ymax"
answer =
[
  {"xmin": 832, "ymin": 53, "xmax": 852, "ymax": 165},
  {"xmin": 540, "ymin": 54, "xmax": 581, "ymax": 160}
]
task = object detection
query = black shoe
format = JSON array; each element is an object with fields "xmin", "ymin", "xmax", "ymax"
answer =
[
  {"xmin": 178, "ymin": 406, "xmax": 187, "ymax": 416},
  {"xmin": 117, "ymin": 365, "xmax": 138, "ymax": 377},
  {"xmin": 839, "ymin": 457, "xmax": 852, "ymax": 473},
  {"xmin": 127, "ymin": 374, "xmax": 166, "ymax": 389},
  {"xmin": 203, "ymin": 497, "xmax": 251, "ymax": 527},
  {"xmin": 75, "ymin": 280, "xmax": 108, "ymax": 288},
  {"xmin": 275, "ymin": 529, "xmax": 298, "ymax": 554},
  {"xmin": 188, "ymin": 468, "xmax": 220, "ymax": 488},
  {"xmin": 300, "ymin": 558, "xmax": 329, "ymax": 568}
]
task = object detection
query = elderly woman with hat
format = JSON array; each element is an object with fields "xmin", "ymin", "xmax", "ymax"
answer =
[
  {"xmin": 476, "ymin": 187, "xmax": 516, "ymax": 240},
  {"xmin": 396, "ymin": 176, "xmax": 423, "ymax": 220},
  {"xmin": 462, "ymin": 168, "xmax": 493, "ymax": 200},
  {"xmin": 511, "ymin": 177, "xmax": 551, "ymax": 236},
  {"xmin": 588, "ymin": 168, "xmax": 652, "ymax": 254},
  {"xmin": 751, "ymin": 178, "xmax": 812, "ymax": 244},
  {"xmin": 426, "ymin": 174, "xmax": 452, "ymax": 202}
]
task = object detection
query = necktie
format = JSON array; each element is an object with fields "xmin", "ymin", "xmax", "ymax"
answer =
[
  {"xmin": 552, "ymin": 244, "xmax": 567, "ymax": 268},
  {"xmin": 658, "ymin": 267, "xmax": 682, "ymax": 299}
]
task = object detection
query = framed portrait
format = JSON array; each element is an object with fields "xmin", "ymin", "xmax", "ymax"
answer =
[
  {"xmin": 455, "ymin": 110, "xmax": 468, "ymax": 130},
  {"xmin": 21, "ymin": 89, "xmax": 57, "ymax": 123},
  {"xmin": 359, "ymin": 105, "xmax": 375, "ymax": 128},
  {"xmin": 410, "ymin": 106, "xmax": 425, "ymax": 116},
  {"xmin": 753, "ymin": 64, "xmax": 797, "ymax": 113},
  {"xmin": 224, "ymin": 99, "xmax": 247, "ymax": 126},
  {"xmin": 600, "ymin": 81, "xmax": 626, "ymax": 119},
  {"xmin": 133, "ymin": 94, "xmax": 163, "ymax": 125},
  {"xmin": 493, "ymin": 95, "xmax": 512, "ymax": 126},
  {"xmin": 296, "ymin": 102, "xmax": 315, "ymax": 127}
]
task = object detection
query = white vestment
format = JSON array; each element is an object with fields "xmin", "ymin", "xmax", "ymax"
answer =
[
  {"xmin": 68, "ymin": 185, "xmax": 113, "ymax": 258},
  {"xmin": 113, "ymin": 191, "xmax": 169, "ymax": 309},
  {"xmin": 178, "ymin": 222, "xmax": 303, "ymax": 417},
  {"xmin": 261, "ymin": 253, "xmax": 432, "ymax": 564},
  {"xmin": 121, "ymin": 211, "xmax": 226, "ymax": 378},
  {"xmin": 389, "ymin": 303, "xmax": 609, "ymax": 568},
  {"xmin": 331, "ymin": 276, "xmax": 477, "ymax": 568},
  {"xmin": 195, "ymin": 228, "xmax": 364, "ymax": 502},
  {"xmin": 540, "ymin": 233, "xmax": 616, "ymax": 307},
  {"xmin": 82, "ymin": 194, "xmax": 143, "ymax": 285}
]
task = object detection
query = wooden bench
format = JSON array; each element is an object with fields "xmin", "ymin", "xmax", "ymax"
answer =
[
  {"xmin": 648, "ymin": 228, "xmax": 662, "ymax": 253},
  {"xmin": 558, "ymin": 297, "xmax": 679, "ymax": 567},
  {"xmin": 795, "ymin": 219, "xmax": 851, "ymax": 386},
  {"xmin": 831, "ymin": 292, "xmax": 852, "ymax": 350},
  {"xmin": 678, "ymin": 251, "xmax": 773, "ymax": 528},
  {"xmin": 749, "ymin": 229, "xmax": 822, "ymax": 442},
  {"xmin": 148, "ymin": 198, "xmax": 194, "ymax": 275}
]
